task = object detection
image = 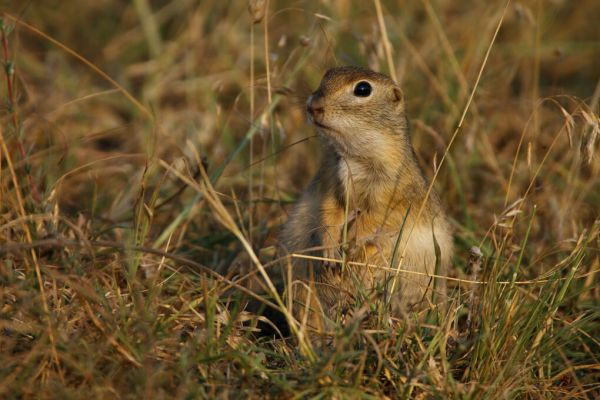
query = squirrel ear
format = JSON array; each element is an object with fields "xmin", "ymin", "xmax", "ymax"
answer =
[{"xmin": 392, "ymin": 86, "xmax": 404, "ymax": 104}]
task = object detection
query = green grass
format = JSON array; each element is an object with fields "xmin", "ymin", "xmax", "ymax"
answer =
[{"xmin": 1, "ymin": 0, "xmax": 599, "ymax": 398}]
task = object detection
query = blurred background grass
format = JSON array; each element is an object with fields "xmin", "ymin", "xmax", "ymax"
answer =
[{"xmin": 1, "ymin": 0, "xmax": 599, "ymax": 398}]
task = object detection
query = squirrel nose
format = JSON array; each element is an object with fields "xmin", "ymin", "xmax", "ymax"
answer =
[{"xmin": 307, "ymin": 94, "xmax": 324, "ymax": 121}]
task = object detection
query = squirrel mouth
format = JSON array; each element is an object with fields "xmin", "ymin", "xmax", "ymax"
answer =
[
  {"xmin": 307, "ymin": 113, "xmax": 332, "ymax": 130},
  {"xmin": 313, "ymin": 120, "xmax": 331, "ymax": 130}
]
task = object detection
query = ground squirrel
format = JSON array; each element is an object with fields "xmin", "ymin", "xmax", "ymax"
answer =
[{"xmin": 280, "ymin": 66, "xmax": 453, "ymax": 329}]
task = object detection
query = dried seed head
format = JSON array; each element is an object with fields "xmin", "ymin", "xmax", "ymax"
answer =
[
  {"xmin": 580, "ymin": 109, "xmax": 599, "ymax": 164},
  {"xmin": 248, "ymin": 0, "xmax": 267, "ymax": 24},
  {"xmin": 299, "ymin": 35, "xmax": 311, "ymax": 47}
]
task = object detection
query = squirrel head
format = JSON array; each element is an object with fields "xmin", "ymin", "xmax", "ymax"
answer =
[{"xmin": 307, "ymin": 66, "xmax": 409, "ymax": 158}]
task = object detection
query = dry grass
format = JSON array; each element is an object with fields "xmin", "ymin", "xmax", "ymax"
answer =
[{"xmin": 1, "ymin": 0, "xmax": 599, "ymax": 398}]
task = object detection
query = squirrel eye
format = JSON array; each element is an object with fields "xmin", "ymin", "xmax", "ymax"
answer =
[{"xmin": 353, "ymin": 81, "xmax": 372, "ymax": 97}]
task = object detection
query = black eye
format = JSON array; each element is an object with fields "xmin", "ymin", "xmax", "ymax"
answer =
[{"xmin": 353, "ymin": 81, "xmax": 372, "ymax": 97}]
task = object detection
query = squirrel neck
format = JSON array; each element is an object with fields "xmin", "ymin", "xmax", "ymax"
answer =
[{"xmin": 321, "ymin": 132, "xmax": 427, "ymax": 214}]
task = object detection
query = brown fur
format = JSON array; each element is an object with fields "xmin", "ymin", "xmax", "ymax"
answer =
[{"xmin": 279, "ymin": 66, "xmax": 453, "ymax": 329}]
